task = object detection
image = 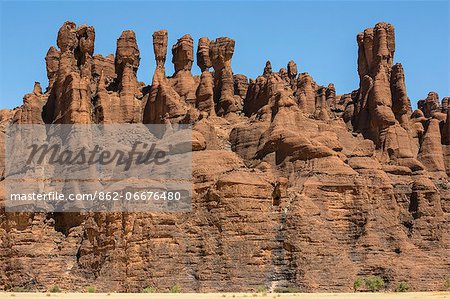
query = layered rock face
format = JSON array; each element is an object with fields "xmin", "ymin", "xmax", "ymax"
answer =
[{"xmin": 0, "ymin": 21, "xmax": 449, "ymax": 293}]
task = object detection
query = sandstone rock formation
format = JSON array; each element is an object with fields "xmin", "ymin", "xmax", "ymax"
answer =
[
  {"xmin": 233, "ymin": 74, "xmax": 248, "ymax": 99},
  {"xmin": 114, "ymin": 30, "xmax": 142, "ymax": 123},
  {"xmin": 418, "ymin": 92, "xmax": 441, "ymax": 118},
  {"xmin": 263, "ymin": 60, "xmax": 272, "ymax": 77},
  {"xmin": 42, "ymin": 21, "xmax": 95, "ymax": 124},
  {"xmin": 296, "ymin": 72, "xmax": 317, "ymax": 114},
  {"xmin": 170, "ymin": 34, "xmax": 198, "ymax": 105},
  {"xmin": 195, "ymin": 37, "xmax": 215, "ymax": 116},
  {"xmin": 287, "ymin": 60, "xmax": 298, "ymax": 91},
  {"xmin": 0, "ymin": 21, "xmax": 449, "ymax": 294},
  {"xmin": 209, "ymin": 37, "xmax": 237, "ymax": 116},
  {"xmin": 418, "ymin": 119, "xmax": 446, "ymax": 177},
  {"xmin": 143, "ymin": 30, "xmax": 189, "ymax": 124},
  {"xmin": 45, "ymin": 46, "xmax": 60, "ymax": 90}
]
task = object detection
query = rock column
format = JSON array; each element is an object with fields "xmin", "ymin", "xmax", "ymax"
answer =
[
  {"xmin": 209, "ymin": 37, "xmax": 237, "ymax": 115},
  {"xmin": 195, "ymin": 37, "xmax": 215, "ymax": 116}
]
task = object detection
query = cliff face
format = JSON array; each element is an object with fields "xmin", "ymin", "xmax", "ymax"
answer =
[{"xmin": 0, "ymin": 21, "xmax": 449, "ymax": 292}]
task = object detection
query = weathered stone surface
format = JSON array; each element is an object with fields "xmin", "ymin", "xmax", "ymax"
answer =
[
  {"xmin": 57, "ymin": 21, "xmax": 77, "ymax": 52},
  {"xmin": 443, "ymin": 104, "xmax": 450, "ymax": 176},
  {"xmin": 115, "ymin": 30, "xmax": 142, "ymax": 123},
  {"xmin": 279, "ymin": 67, "xmax": 288, "ymax": 83},
  {"xmin": 41, "ymin": 22, "xmax": 96, "ymax": 124},
  {"xmin": 418, "ymin": 119, "xmax": 446, "ymax": 176},
  {"xmin": 92, "ymin": 54, "xmax": 115, "ymax": 82},
  {"xmin": 314, "ymin": 86, "xmax": 330, "ymax": 120},
  {"xmin": 263, "ymin": 60, "xmax": 272, "ymax": 77},
  {"xmin": 0, "ymin": 21, "xmax": 449, "ymax": 294},
  {"xmin": 12, "ymin": 83, "xmax": 47, "ymax": 124},
  {"xmin": 233, "ymin": 74, "xmax": 248, "ymax": 99},
  {"xmin": 195, "ymin": 37, "xmax": 215, "ymax": 116},
  {"xmin": 195, "ymin": 71, "xmax": 215, "ymax": 116},
  {"xmin": 115, "ymin": 30, "xmax": 140, "ymax": 76},
  {"xmin": 77, "ymin": 24, "xmax": 95, "ymax": 56},
  {"xmin": 443, "ymin": 101, "xmax": 450, "ymax": 145},
  {"xmin": 91, "ymin": 30, "xmax": 143, "ymax": 123},
  {"xmin": 354, "ymin": 23, "xmax": 396, "ymax": 143},
  {"xmin": 172, "ymin": 34, "xmax": 194, "ymax": 72},
  {"xmin": 143, "ymin": 30, "xmax": 188, "ymax": 124},
  {"xmin": 45, "ymin": 46, "xmax": 60, "ymax": 89},
  {"xmin": 144, "ymin": 68, "xmax": 188, "ymax": 124},
  {"xmin": 296, "ymin": 72, "xmax": 317, "ymax": 114},
  {"xmin": 351, "ymin": 22, "xmax": 426, "ymax": 176},
  {"xmin": 390, "ymin": 63, "xmax": 411, "ymax": 127},
  {"xmin": 209, "ymin": 37, "xmax": 237, "ymax": 115},
  {"xmin": 170, "ymin": 34, "xmax": 198, "ymax": 105},
  {"xmin": 153, "ymin": 30, "xmax": 168, "ymax": 68},
  {"xmin": 418, "ymin": 92, "xmax": 440, "ymax": 118},
  {"xmin": 325, "ymin": 83, "xmax": 336, "ymax": 111},
  {"xmin": 287, "ymin": 60, "xmax": 297, "ymax": 90},
  {"xmin": 59, "ymin": 72, "xmax": 92, "ymax": 124},
  {"xmin": 243, "ymin": 75, "xmax": 270, "ymax": 116},
  {"xmin": 442, "ymin": 97, "xmax": 449, "ymax": 110},
  {"xmin": 196, "ymin": 37, "xmax": 211, "ymax": 72}
]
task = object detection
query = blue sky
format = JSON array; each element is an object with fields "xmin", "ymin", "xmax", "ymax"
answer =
[{"xmin": 0, "ymin": 1, "xmax": 449, "ymax": 109}]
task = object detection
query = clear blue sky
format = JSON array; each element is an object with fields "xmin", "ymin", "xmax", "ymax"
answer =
[{"xmin": 1, "ymin": 1, "xmax": 449, "ymax": 109}]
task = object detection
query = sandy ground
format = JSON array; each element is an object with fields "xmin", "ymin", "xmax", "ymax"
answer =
[{"xmin": 0, "ymin": 292, "xmax": 449, "ymax": 299}]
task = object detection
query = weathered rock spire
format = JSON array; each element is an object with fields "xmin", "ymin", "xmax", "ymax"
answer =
[
  {"xmin": 209, "ymin": 37, "xmax": 237, "ymax": 115},
  {"xmin": 195, "ymin": 37, "xmax": 215, "ymax": 116}
]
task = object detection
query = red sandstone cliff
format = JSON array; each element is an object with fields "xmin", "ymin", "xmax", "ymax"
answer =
[{"xmin": 0, "ymin": 21, "xmax": 449, "ymax": 292}]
